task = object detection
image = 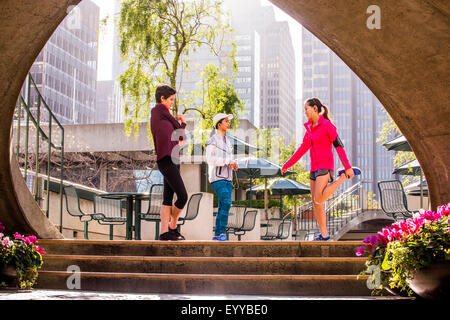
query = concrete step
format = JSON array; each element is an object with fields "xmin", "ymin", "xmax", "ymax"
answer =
[
  {"xmin": 41, "ymin": 255, "xmax": 367, "ymax": 275},
  {"xmin": 340, "ymin": 231, "xmax": 377, "ymax": 241},
  {"xmin": 36, "ymin": 240, "xmax": 375, "ymax": 296},
  {"xmin": 36, "ymin": 271, "xmax": 372, "ymax": 296},
  {"xmin": 38, "ymin": 240, "xmax": 363, "ymax": 257}
]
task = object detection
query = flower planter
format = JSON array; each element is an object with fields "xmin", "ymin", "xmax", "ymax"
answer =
[
  {"xmin": 0, "ymin": 265, "xmax": 18, "ymax": 288},
  {"xmin": 407, "ymin": 260, "xmax": 450, "ymax": 300}
]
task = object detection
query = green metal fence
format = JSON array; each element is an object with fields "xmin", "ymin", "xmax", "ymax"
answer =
[{"xmin": 12, "ymin": 73, "xmax": 65, "ymax": 232}]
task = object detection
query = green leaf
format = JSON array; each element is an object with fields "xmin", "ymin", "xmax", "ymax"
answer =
[{"xmin": 381, "ymin": 254, "xmax": 391, "ymax": 270}]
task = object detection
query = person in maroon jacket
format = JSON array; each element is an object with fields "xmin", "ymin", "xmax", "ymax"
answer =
[{"xmin": 151, "ymin": 85, "xmax": 188, "ymax": 241}]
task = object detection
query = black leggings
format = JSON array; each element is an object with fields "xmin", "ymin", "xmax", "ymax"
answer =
[{"xmin": 157, "ymin": 156, "xmax": 188, "ymax": 210}]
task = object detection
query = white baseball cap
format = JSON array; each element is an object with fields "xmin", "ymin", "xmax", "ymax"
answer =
[{"xmin": 213, "ymin": 113, "xmax": 234, "ymax": 129}]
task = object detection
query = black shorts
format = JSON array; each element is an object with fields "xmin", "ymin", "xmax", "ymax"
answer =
[{"xmin": 310, "ymin": 169, "xmax": 334, "ymax": 183}]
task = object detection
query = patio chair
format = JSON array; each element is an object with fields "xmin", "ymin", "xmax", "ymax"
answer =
[
  {"xmin": 225, "ymin": 206, "xmax": 246, "ymax": 237},
  {"xmin": 378, "ymin": 180, "xmax": 419, "ymax": 221},
  {"xmin": 230, "ymin": 209, "xmax": 258, "ymax": 241},
  {"xmin": 93, "ymin": 194, "xmax": 127, "ymax": 240},
  {"xmin": 63, "ymin": 185, "xmax": 95, "ymax": 240},
  {"xmin": 135, "ymin": 184, "xmax": 164, "ymax": 240},
  {"xmin": 177, "ymin": 193, "xmax": 203, "ymax": 233},
  {"xmin": 277, "ymin": 219, "xmax": 292, "ymax": 240},
  {"xmin": 292, "ymin": 229, "xmax": 309, "ymax": 241},
  {"xmin": 261, "ymin": 218, "xmax": 283, "ymax": 240}
]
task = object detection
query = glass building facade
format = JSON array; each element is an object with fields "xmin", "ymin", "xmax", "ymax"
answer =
[
  {"xmin": 302, "ymin": 27, "xmax": 395, "ymax": 196},
  {"xmin": 28, "ymin": 0, "xmax": 99, "ymax": 124}
]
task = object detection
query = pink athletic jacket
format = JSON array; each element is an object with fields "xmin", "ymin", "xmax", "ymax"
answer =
[{"xmin": 283, "ymin": 115, "xmax": 351, "ymax": 172}]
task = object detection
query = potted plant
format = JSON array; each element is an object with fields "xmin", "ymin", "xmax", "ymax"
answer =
[
  {"xmin": 357, "ymin": 203, "xmax": 450, "ymax": 299},
  {"xmin": 0, "ymin": 221, "xmax": 46, "ymax": 290}
]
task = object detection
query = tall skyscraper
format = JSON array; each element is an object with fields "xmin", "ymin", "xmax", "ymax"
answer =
[
  {"xmin": 28, "ymin": 0, "xmax": 99, "ymax": 124},
  {"xmin": 177, "ymin": 1, "xmax": 262, "ymax": 130},
  {"xmin": 301, "ymin": 27, "xmax": 395, "ymax": 195},
  {"xmin": 95, "ymin": 80, "xmax": 122, "ymax": 123},
  {"xmin": 225, "ymin": 0, "xmax": 296, "ymax": 143},
  {"xmin": 172, "ymin": 0, "xmax": 296, "ymax": 142}
]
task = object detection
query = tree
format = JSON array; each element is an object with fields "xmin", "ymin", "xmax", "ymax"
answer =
[
  {"xmin": 183, "ymin": 63, "xmax": 243, "ymax": 148},
  {"xmin": 377, "ymin": 110, "xmax": 416, "ymax": 185},
  {"xmin": 118, "ymin": 0, "xmax": 236, "ymax": 137}
]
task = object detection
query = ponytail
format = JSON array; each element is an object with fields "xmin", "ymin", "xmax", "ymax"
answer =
[
  {"xmin": 321, "ymin": 105, "xmax": 331, "ymax": 122},
  {"xmin": 305, "ymin": 97, "xmax": 332, "ymax": 122}
]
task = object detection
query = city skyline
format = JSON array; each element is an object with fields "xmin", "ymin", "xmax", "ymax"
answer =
[{"xmin": 91, "ymin": 0, "xmax": 303, "ymax": 100}]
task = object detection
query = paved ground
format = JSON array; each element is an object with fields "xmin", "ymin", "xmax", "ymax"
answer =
[{"xmin": 0, "ymin": 288, "xmax": 411, "ymax": 300}]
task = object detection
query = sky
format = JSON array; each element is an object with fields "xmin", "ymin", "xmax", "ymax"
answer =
[{"xmin": 91, "ymin": 0, "xmax": 116, "ymax": 81}]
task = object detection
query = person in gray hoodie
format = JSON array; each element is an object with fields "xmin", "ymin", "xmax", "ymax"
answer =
[{"xmin": 205, "ymin": 114, "xmax": 238, "ymax": 241}]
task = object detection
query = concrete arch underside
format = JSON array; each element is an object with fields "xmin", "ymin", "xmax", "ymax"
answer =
[{"xmin": 0, "ymin": 0, "xmax": 449, "ymax": 238}]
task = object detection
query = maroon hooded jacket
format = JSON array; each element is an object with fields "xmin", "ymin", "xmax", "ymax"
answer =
[{"xmin": 150, "ymin": 103, "xmax": 186, "ymax": 162}]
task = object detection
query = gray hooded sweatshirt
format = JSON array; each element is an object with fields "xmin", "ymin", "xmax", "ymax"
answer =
[{"xmin": 205, "ymin": 133, "xmax": 234, "ymax": 183}]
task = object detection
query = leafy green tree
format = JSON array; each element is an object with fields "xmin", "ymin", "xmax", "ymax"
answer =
[
  {"xmin": 118, "ymin": 0, "xmax": 235, "ymax": 136},
  {"xmin": 378, "ymin": 110, "xmax": 416, "ymax": 185},
  {"xmin": 184, "ymin": 63, "xmax": 243, "ymax": 147}
]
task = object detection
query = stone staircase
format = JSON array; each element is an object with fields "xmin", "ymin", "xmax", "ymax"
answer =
[{"xmin": 36, "ymin": 240, "xmax": 376, "ymax": 297}]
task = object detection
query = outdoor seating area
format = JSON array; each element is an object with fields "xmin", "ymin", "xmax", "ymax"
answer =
[{"xmin": 63, "ymin": 183, "xmax": 209, "ymax": 240}]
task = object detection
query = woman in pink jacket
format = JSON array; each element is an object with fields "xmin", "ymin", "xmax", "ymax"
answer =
[{"xmin": 281, "ymin": 98, "xmax": 360, "ymax": 241}]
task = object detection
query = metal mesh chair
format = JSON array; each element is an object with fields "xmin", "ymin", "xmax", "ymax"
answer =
[
  {"xmin": 63, "ymin": 185, "xmax": 95, "ymax": 239},
  {"xmin": 292, "ymin": 229, "xmax": 308, "ymax": 241},
  {"xmin": 136, "ymin": 184, "xmax": 163, "ymax": 240},
  {"xmin": 277, "ymin": 219, "xmax": 292, "ymax": 240},
  {"xmin": 93, "ymin": 196, "xmax": 126, "ymax": 225},
  {"xmin": 261, "ymin": 218, "xmax": 283, "ymax": 240},
  {"xmin": 226, "ymin": 206, "xmax": 246, "ymax": 230},
  {"xmin": 139, "ymin": 184, "xmax": 164, "ymax": 220},
  {"xmin": 230, "ymin": 209, "xmax": 258, "ymax": 241},
  {"xmin": 378, "ymin": 180, "xmax": 418, "ymax": 220},
  {"xmin": 63, "ymin": 186, "xmax": 92, "ymax": 221},
  {"xmin": 93, "ymin": 194, "xmax": 126, "ymax": 240},
  {"xmin": 177, "ymin": 193, "xmax": 203, "ymax": 233}
]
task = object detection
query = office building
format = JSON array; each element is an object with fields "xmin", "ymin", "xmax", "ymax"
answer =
[
  {"xmin": 28, "ymin": 0, "xmax": 99, "ymax": 124},
  {"xmin": 301, "ymin": 27, "xmax": 395, "ymax": 195}
]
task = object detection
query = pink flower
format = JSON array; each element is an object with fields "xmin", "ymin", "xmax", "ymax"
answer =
[
  {"xmin": 1, "ymin": 237, "xmax": 13, "ymax": 247},
  {"xmin": 356, "ymin": 246, "xmax": 365, "ymax": 256},
  {"xmin": 0, "ymin": 222, "xmax": 5, "ymax": 233},
  {"xmin": 13, "ymin": 232, "xmax": 24, "ymax": 240},
  {"xmin": 35, "ymin": 245, "xmax": 46, "ymax": 255},
  {"xmin": 437, "ymin": 203, "xmax": 450, "ymax": 217},
  {"xmin": 25, "ymin": 235, "xmax": 37, "ymax": 245}
]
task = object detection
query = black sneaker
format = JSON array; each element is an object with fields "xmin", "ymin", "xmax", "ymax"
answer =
[
  {"xmin": 159, "ymin": 231, "xmax": 181, "ymax": 241},
  {"xmin": 169, "ymin": 227, "xmax": 185, "ymax": 240}
]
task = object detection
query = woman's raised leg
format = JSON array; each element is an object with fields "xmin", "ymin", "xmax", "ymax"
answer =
[{"xmin": 314, "ymin": 173, "xmax": 347, "ymax": 204}]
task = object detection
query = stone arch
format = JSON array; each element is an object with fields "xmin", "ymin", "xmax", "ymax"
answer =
[{"xmin": 0, "ymin": 0, "xmax": 448, "ymax": 237}]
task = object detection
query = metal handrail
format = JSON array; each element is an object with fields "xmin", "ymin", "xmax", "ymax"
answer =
[
  {"xmin": 296, "ymin": 182, "xmax": 365, "ymax": 239},
  {"xmin": 12, "ymin": 73, "xmax": 65, "ymax": 231}
]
